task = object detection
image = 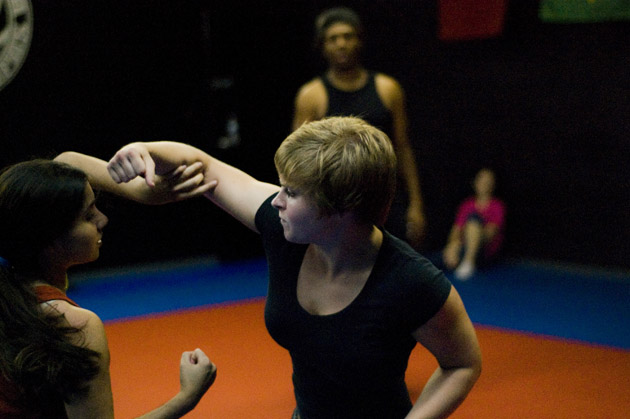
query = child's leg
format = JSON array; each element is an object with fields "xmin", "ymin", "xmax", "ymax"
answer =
[{"xmin": 455, "ymin": 214, "xmax": 485, "ymax": 280}]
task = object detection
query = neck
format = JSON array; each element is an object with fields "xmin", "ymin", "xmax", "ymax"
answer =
[
  {"xmin": 327, "ymin": 67, "xmax": 367, "ymax": 90},
  {"xmin": 29, "ymin": 267, "xmax": 69, "ymax": 291},
  {"xmin": 476, "ymin": 194, "xmax": 492, "ymax": 205},
  {"xmin": 310, "ymin": 223, "xmax": 382, "ymax": 275},
  {"xmin": 35, "ymin": 251, "xmax": 70, "ymax": 291}
]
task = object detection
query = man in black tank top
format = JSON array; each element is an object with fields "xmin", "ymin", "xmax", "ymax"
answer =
[{"xmin": 292, "ymin": 7, "xmax": 426, "ymax": 249}]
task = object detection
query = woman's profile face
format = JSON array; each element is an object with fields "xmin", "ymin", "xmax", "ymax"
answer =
[
  {"xmin": 271, "ymin": 176, "xmax": 342, "ymax": 245},
  {"xmin": 50, "ymin": 183, "xmax": 108, "ymax": 268}
]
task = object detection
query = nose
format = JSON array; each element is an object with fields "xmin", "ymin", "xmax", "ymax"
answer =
[
  {"xmin": 334, "ymin": 36, "xmax": 348, "ymax": 49},
  {"xmin": 97, "ymin": 210, "xmax": 109, "ymax": 230},
  {"xmin": 271, "ymin": 192, "xmax": 284, "ymax": 210}
]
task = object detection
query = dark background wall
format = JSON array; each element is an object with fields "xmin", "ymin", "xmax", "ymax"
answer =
[{"xmin": 1, "ymin": 0, "xmax": 628, "ymax": 272}]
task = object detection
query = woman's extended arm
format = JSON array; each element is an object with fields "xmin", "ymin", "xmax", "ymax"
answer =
[
  {"xmin": 106, "ymin": 141, "xmax": 280, "ymax": 232},
  {"xmin": 54, "ymin": 152, "xmax": 213, "ymax": 205}
]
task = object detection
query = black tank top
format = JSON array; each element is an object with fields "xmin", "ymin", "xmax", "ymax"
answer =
[{"xmin": 321, "ymin": 72, "xmax": 394, "ymax": 139}]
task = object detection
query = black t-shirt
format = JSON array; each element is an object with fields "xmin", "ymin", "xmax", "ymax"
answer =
[{"xmin": 256, "ymin": 194, "xmax": 452, "ymax": 418}]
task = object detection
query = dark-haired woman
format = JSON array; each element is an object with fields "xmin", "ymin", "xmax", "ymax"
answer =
[{"xmin": 0, "ymin": 159, "xmax": 216, "ymax": 418}]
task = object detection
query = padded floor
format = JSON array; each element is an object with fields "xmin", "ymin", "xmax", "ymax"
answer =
[{"xmin": 68, "ymin": 258, "xmax": 630, "ymax": 417}]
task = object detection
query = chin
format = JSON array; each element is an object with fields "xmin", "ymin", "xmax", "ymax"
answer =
[
  {"xmin": 283, "ymin": 231, "xmax": 305, "ymax": 244},
  {"xmin": 287, "ymin": 237, "xmax": 310, "ymax": 245}
]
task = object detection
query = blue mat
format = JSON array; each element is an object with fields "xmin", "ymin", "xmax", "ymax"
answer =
[
  {"xmin": 68, "ymin": 258, "xmax": 269, "ymax": 321},
  {"xmin": 68, "ymin": 257, "xmax": 630, "ymax": 349},
  {"xmin": 448, "ymin": 261, "xmax": 630, "ymax": 349}
]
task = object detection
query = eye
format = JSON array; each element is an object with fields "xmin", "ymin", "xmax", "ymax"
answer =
[
  {"xmin": 84, "ymin": 206, "xmax": 99, "ymax": 222},
  {"xmin": 282, "ymin": 186, "xmax": 296, "ymax": 198}
]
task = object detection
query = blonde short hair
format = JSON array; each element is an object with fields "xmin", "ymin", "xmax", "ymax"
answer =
[{"xmin": 274, "ymin": 116, "xmax": 397, "ymax": 225}]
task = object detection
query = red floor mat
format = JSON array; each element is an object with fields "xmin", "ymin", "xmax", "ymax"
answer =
[{"xmin": 105, "ymin": 299, "xmax": 630, "ymax": 418}]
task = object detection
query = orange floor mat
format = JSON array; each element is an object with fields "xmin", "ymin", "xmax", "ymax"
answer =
[{"xmin": 105, "ymin": 299, "xmax": 630, "ymax": 418}]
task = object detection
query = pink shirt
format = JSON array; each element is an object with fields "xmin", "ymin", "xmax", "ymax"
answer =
[{"xmin": 455, "ymin": 197, "xmax": 506, "ymax": 258}]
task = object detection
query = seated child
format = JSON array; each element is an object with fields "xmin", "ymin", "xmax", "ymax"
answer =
[{"xmin": 442, "ymin": 168, "xmax": 506, "ymax": 280}]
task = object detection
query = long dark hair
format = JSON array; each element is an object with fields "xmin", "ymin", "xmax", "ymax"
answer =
[{"xmin": 0, "ymin": 160, "xmax": 100, "ymax": 408}]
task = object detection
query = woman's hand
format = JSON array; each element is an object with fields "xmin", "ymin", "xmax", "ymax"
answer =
[
  {"xmin": 107, "ymin": 142, "xmax": 155, "ymax": 185},
  {"xmin": 179, "ymin": 348, "xmax": 217, "ymax": 407},
  {"xmin": 108, "ymin": 143, "xmax": 217, "ymax": 204},
  {"xmin": 152, "ymin": 162, "xmax": 216, "ymax": 203}
]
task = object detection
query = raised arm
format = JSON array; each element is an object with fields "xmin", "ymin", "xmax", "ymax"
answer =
[
  {"xmin": 54, "ymin": 152, "xmax": 213, "ymax": 205},
  {"xmin": 408, "ymin": 287, "xmax": 482, "ymax": 419},
  {"xmin": 107, "ymin": 141, "xmax": 280, "ymax": 232}
]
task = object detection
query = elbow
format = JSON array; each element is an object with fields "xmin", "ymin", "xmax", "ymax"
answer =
[
  {"xmin": 472, "ymin": 357, "xmax": 482, "ymax": 383},
  {"xmin": 54, "ymin": 151, "xmax": 87, "ymax": 169},
  {"xmin": 454, "ymin": 344, "xmax": 482, "ymax": 388},
  {"xmin": 53, "ymin": 151, "xmax": 75, "ymax": 163},
  {"xmin": 467, "ymin": 349, "xmax": 483, "ymax": 387}
]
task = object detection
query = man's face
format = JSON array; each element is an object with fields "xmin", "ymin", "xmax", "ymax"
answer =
[{"xmin": 322, "ymin": 22, "xmax": 361, "ymax": 69}]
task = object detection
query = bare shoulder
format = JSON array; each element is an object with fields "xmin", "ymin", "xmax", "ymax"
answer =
[
  {"xmin": 293, "ymin": 78, "xmax": 327, "ymax": 129},
  {"xmin": 374, "ymin": 73, "xmax": 404, "ymax": 108},
  {"xmin": 375, "ymin": 73, "xmax": 403, "ymax": 92},
  {"xmin": 295, "ymin": 78, "xmax": 326, "ymax": 110},
  {"xmin": 41, "ymin": 300, "xmax": 108, "ymax": 352},
  {"xmin": 296, "ymin": 77, "xmax": 326, "ymax": 99}
]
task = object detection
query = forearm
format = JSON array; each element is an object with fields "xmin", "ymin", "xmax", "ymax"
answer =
[
  {"xmin": 140, "ymin": 141, "xmax": 212, "ymax": 175},
  {"xmin": 397, "ymin": 147, "xmax": 423, "ymax": 210},
  {"xmin": 55, "ymin": 152, "xmax": 118, "ymax": 191},
  {"xmin": 406, "ymin": 365, "xmax": 481, "ymax": 419},
  {"xmin": 55, "ymin": 151, "xmax": 153, "ymax": 202},
  {"xmin": 135, "ymin": 392, "xmax": 201, "ymax": 419},
  {"xmin": 143, "ymin": 141, "xmax": 278, "ymax": 231},
  {"xmin": 388, "ymin": 90, "xmax": 423, "ymax": 212}
]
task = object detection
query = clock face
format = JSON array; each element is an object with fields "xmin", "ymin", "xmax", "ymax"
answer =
[{"xmin": 0, "ymin": 0, "xmax": 33, "ymax": 92}]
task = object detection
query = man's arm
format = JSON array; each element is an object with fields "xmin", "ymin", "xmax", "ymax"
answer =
[{"xmin": 376, "ymin": 74, "xmax": 426, "ymax": 244}]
